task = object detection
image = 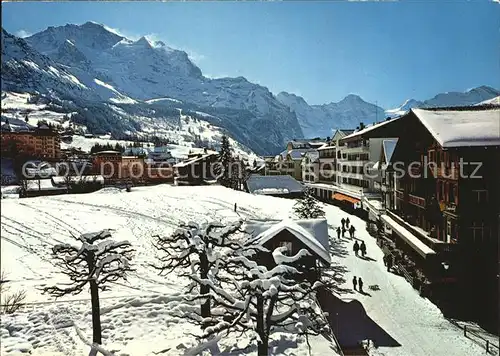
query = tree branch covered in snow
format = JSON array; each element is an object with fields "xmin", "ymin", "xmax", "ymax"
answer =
[
  {"xmin": 43, "ymin": 229, "xmax": 135, "ymax": 345},
  {"xmin": 151, "ymin": 219, "xmax": 246, "ymax": 327},
  {"xmin": 198, "ymin": 245, "xmax": 330, "ymax": 355}
]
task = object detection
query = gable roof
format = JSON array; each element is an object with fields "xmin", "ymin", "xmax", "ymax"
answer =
[
  {"xmin": 341, "ymin": 118, "xmax": 400, "ymax": 141},
  {"xmin": 245, "ymin": 218, "xmax": 330, "ymax": 265},
  {"xmin": 246, "ymin": 175, "xmax": 304, "ymax": 195},
  {"xmin": 412, "ymin": 107, "xmax": 500, "ymax": 148}
]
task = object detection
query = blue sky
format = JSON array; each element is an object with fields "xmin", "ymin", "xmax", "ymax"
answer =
[{"xmin": 2, "ymin": 1, "xmax": 499, "ymax": 109}]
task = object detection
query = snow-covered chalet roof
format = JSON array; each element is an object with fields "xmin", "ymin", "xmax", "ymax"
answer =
[
  {"xmin": 341, "ymin": 118, "xmax": 400, "ymax": 141},
  {"xmin": 246, "ymin": 175, "xmax": 304, "ymax": 195},
  {"xmin": 412, "ymin": 107, "xmax": 500, "ymax": 147},
  {"xmin": 245, "ymin": 219, "xmax": 330, "ymax": 265}
]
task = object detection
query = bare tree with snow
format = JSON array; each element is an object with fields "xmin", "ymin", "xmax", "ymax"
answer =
[
  {"xmin": 200, "ymin": 245, "xmax": 331, "ymax": 355},
  {"xmin": 151, "ymin": 220, "xmax": 245, "ymax": 328},
  {"xmin": 0, "ymin": 271, "xmax": 26, "ymax": 314},
  {"xmin": 43, "ymin": 230, "xmax": 134, "ymax": 345},
  {"xmin": 293, "ymin": 187, "xmax": 325, "ymax": 219}
]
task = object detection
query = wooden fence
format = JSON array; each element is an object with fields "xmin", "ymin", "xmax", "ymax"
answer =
[{"xmin": 449, "ymin": 319, "xmax": 499, "ymax": 354}]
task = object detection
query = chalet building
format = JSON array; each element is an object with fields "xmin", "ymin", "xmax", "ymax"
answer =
[
  {"xmin": 275, "ymin": 148, "xmax": 316, "ymax": 181},
  {"xmin": 244, "ymin": 219, "xmax": 331, "ymax": 281},
  {"xmin": 92, "ymin": 151, "xmax": 122, "ymax": 180},
  {"xmin": 315, "ymin": 143, "xmax": 336, "ymax": 184},
  {"xmin": 245, "ymin": 174, "xmax": 304, "ymax": 198},
  {"xmin": 301, "ymin": 151, "xmax": 320, "ymax": 183},
  {"xmin": 173, "ymin": 152, "xmax": 219, "ymax": 185},
  {"xmin": 1, "ymin": 123, "xmax": 61, "ymax": 159},
  {"xmin": 380, "ymin": 106, "xmax": 499, "ymax": 330},
  {"xmin": 337, "ymin": 120, "xmax": 401, "ymax": 195},
  {"xmin": 265, "ymin": 139, "xmax": 327, "ymax": 180}
]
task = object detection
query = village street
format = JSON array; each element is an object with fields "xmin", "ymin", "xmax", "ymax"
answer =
[{"xmin": 321, "ymin": 203, "xmax": 488, "ymax": 356}]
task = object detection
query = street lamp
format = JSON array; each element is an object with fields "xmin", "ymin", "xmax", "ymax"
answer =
[{"xmin": 441, "ymin": 262, "xmax": 450, "ymax": 270}]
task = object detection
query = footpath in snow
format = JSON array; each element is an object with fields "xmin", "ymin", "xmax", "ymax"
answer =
[{"xmin": 321, "ymin": 204, "xmax": 492, "ymax": 356}]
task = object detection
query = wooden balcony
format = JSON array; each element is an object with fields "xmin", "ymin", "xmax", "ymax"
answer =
[
  {"xmin": 408, "ymin": 194, "xmax": 426, "ymax": 208},
  {"xmin": 436, "ymin": 167, "xmax": 458, "ymax": 180}
]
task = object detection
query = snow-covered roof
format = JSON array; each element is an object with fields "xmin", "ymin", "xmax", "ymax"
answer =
[
  {"xmin": 317, "ymin": 144, "xmax": 335, "ymax": 151},
  {"xmin": 246, "ymin": 175, "xmax": 304, "ymax": 195},
  {"xmin": 172, "ymin": 152, "xmax": 217, "ymax": 168},
  {"xmin": 52, "ymin": 175, "xmax": 104, "ymax": 185},
  {"xmin": 381, "ymin": 214, "xmax": 436, "ymax": 258},
  {"xmin": 245, "ymin": 218, "xmax": 330, "ymax": 265},
  {"xmin": 93, "ymin": 150, "xmax": 121, "ymax": 155},
  {"xmin": 341, "ymin": 118, "xmax": 400, "ymax": 141},
  {"xmin": 412, "ymin": 108, "xmax": 500, "ymax": 147}
]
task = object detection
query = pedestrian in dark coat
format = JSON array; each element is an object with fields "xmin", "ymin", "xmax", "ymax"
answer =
[
  {"xmin": 349, "ymin": 225, "xmax": 356, "ymax": 238},
  {"xmin": 358, "ymin": 277, "xmax": 364, "ymax": 293},
  {"xmin": 342, "ymin": 226, "xmax": 346, "ymax": 238},
  {"xmin": 352, "ymin": 276, "xmax": 357, "ymax": 291},
  {"xmin": 341, "ymin": 218, "xmax": 346, "ymax": 229},
  {"xmin": 234, "ymin": 203, "xmax": 237, "ymax": 212},
  {"xmin": 360, "ymin": 241, "xmax": 366, "ymax": 257},
  {"xmin": 387, "ymin": 256, "xmax": 393, "ymax": 272},
  {"xmin": 383, "ymin": 255, "xmax": 387, "ymax": 266},
  {"xmin": 346, "ymin": 217, "xmax": 350, "ymax": 228},
  {"xmin": 353, "ymin": 241, "xmax": 360, "ymax": 256},
  {"xmin": 336, "ymin": 226, "xmax": 341, "ymax": 239}
]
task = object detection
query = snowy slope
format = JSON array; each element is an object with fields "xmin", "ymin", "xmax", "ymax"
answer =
[
  {"xmin": 0, "ymin": 185, "xmax": 492, "ymax": 356},
  {"xmin": 276, "ymin": 92, "xmax": 386, "ymax": 138},
  {"xmin": 1, "ymin": 91, "xmax": 259, "ymax": 160}
]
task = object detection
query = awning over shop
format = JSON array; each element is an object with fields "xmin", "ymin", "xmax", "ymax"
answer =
[
  {"xmin": 332, "ymin": 193, "xmax": 360, "ymax": 205},
  {"xmin": 381, "ymin": 214, "xmax": 436, "ymax": 259}
]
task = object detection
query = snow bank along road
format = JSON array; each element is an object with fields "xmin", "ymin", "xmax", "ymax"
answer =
[{"xmin": 0, "ymin": 185, "xmax": 488, "ymax": 356}]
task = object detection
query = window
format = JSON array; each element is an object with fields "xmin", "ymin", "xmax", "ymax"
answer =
[
  {"xmin": 279, "ymin": 241, "xmax": 293, "ymax": 255},
  {"xmin": 469, "ymin": 222, "xmax": 490, "ymax": 243},
  {"xmin": 472, "ymin": 190, "xmax": 488, "ymax": 203},
  {"xmin": 449, "ymin": 184, "xmax": 456, "ymax": 204}
]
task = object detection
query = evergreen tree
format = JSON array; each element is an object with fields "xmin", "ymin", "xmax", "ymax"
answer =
[
  {"xmin": 293, "ymin": 187, "xmax": 325, "ymax": 219},
  {"xmin": 218, "ymin": 135, "xmax": 232, "ymax": 187}
]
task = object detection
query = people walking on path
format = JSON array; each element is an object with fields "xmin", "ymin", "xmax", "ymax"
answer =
[
  {"xmin": 341, "ymin": 218, "xmax": 346, "ymax": 229},
  {"xmin": 387, "ymin": 256, "xmax": 393, "ymax": 272},
  {"xmin": 349, "ymin": 225, "xmax": 356, "ymax": 239},
  {"xmin": 342, "ymin": 226, "xmax": 346, "ymax": 238},
  {"xmin": 352, "ymin": 276, "xmax": 357, "ymax": 291},
  {"xmin": 336, "ymin": 226, "xmax": 341, "ymax": 240},
  {"xmin": 358, "ymin": 277, "xmax": 364, "ymax": 293},
  {"xmin": 346, "ymin": 217, "xmax": 350, "ymax": 228},
  {"xmin": 353, "ymin": 241, "xmax": 360, "ymax": 256},
  {"xmin": 360, "ymin": 241, "xmax": 366, "ymax": 257}
]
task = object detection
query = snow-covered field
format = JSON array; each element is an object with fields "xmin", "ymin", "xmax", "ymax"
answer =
[{"xmin": 0, "ymin": 185, "xmax": 491, "ymax": 356}]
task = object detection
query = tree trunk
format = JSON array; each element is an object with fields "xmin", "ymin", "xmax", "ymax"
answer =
[
  {"xmin": 256, "ymin": 295, "xmax": 268, "ymax": 356},
  {"xmin": 199, "ymin": 253, "xmax": 211, "ymax": 328},
  {"xmin": 89, "ymin": 279, "xmax": 102, "ymax": 345}
]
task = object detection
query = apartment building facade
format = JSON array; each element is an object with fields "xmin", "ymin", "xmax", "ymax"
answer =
[{"xmin": 1, "ymin": 124, "xmax": 61, "ymax": 159}]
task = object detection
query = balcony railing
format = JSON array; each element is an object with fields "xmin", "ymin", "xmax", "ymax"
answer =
[
  {"xmin": 436, "ymin": 167, "xmax": 458, "ymax": 180},
  {"xmin": 409, "ymin": 194, "xmax": 426, "ymax": 208}
]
